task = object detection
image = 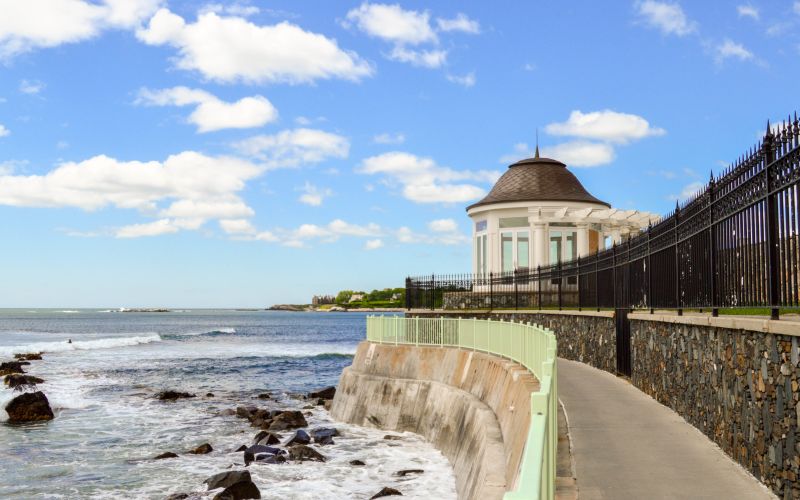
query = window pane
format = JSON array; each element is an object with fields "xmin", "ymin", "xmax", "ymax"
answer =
[
  {"xmin": 475, "ymin": 220, "xmax": 487, "ymax": 232},
  {"xmin": 566, "ymin": 232, "xmax": 577, "ymax": 260},
  {"xmin": 499, "ymin": 217, "xmax": 528, "ymax": 228},
  {"xmin": 502, "ymin": 232, "xmax": 513, "ymax": 272},
  {"xmin": 517, "ymin": 232, "xmax": 529, "ymax": 269},
  {"xmin": 549, "ymin": 231, "xmax": 562, "ymax": 264},
  {"xmin": 475, "ymin": 237, "xmax": 481, "ymax": 275}
]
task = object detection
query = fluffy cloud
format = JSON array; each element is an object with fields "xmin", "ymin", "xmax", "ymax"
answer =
[
  {"xmin": 297, "ymin": 182, "xmax": 333, "ymax": 206},
  {"xmin": 364, "ymin": 238, "xmax": 384, "ymax": 250},
  {"xmin": 714, "ymin": 39, "xmax": 754, "ymax": 63},
  {"xmin": 136, "ymin": 9, "xmax": 372, "ymax": 84},
  {"xmin": 373, "ymin": 132, "xmax": 406, "ymax": 144},
  {"xmin": 635, "ymin": 1, "xmax": 696, "ymax": 36},
  {"xmin": 345, "ymin": 3, "xmax": 437, "ymax": 45},
  {"xmin": 397, "ymin": 221, "xmax": 468, "ymax": 245},
  {"xmin": 136, "ymin": 86, "xmax": 278, "ymax": 133},
  {"xmin": 541, "ymin": 141, "xmax": 616, "ymax": 167},
  {"xmin": 545, "ymin": 110, "xmax": 665, "ymax": 144},
  {"xmin": 19, "ymin": 79, "xmax": 45, "ymax": 95},
  {"xmin": 357, "ymin": 151, "xmax": 499, "ymax": 203},
  {"xmin": 233, "ymin": 128, "xmax": 349, "ymax": 169},
  {"xmin": 0, "ymin": 0, "xmax": 161, "ymax": 59},
  {"xmin": 388, "ymin": 46, "xmax": 447, "ymax": 68},
  {"xmin": 428, "ymin": 218, "xmax": 458, "ymax": 233},
  {"xmin": 446, "ymin": 72, "xmax": 476, "ymax": 87},
  {"xmin": 795, "ymin": 1, "xmax": 800, "ymax": 15},
  {"xmin": 436, "ymin": 13, "xmax": 480, "ymax": 34},
  {"xmin": 667, "ymin": 181, "xmax": 705, "ymax": 201},
  {"xmin": 736, "ymin": 5, "xmax": 759, "ymax": 20},
  {"xmin": 0, "ymin": 124, "xmax": 9, "ymax": 137},
  {"xmin": 115, "ymin": 218, "xmax": 178, "ymax": 238}
]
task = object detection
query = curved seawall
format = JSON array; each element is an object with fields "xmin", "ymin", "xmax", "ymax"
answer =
[{"xmin": 331, "ymin": 341, "xmax": 538, "ymax": 500}]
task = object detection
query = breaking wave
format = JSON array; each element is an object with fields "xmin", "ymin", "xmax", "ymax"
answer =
[{"xmin": 0, "ymin": 334, "xmax": 163, "ymax": 357}]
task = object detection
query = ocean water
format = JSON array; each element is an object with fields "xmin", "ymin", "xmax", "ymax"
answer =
[{"xmin": 0, "ymin": 309, "xmax": 457, "ymax": 499}]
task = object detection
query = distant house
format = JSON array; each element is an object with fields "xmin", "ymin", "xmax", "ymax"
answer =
[
  {"xmin": 391, "ymin": 293, "xmax": 402, "ymax": 301},
  {"xmin": 348, "ymin": 293, "xmax": 364, "ymax": 303},
  {"xmin": 311, "ymin": 295, "xmax": 335, "ymax": 305}
]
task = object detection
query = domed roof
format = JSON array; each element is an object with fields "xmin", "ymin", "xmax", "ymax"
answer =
[{"xmin": 467, "ymin": 152, "xmax": 610, "ymax": 211}]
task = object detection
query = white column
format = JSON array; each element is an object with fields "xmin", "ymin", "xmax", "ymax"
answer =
[
  {"xmin": 610, "ymin": 228, "xmax": 621, "ymax": 245},
  {"xmin": 598, "ymin": 226, "xmax": 607, "ymax": 251},
  {"xmin": 531, "ymin": 221, "xmax": 547, "ymax": 268},
  {"xmin": 576, "ymin": 223, "xmax": 590, "ymax": 257},
  {"xmin": 488, "ymin": 214, "xmax": 499, "ymax": 274}
]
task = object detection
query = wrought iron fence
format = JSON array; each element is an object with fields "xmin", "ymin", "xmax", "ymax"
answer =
[{"xmin": 407, "ymin": 115, "xmax": 800, "ymax": 319}]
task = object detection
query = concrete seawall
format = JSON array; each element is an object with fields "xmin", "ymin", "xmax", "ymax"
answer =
[{"xmin": 331, "ymin": 341, "xmax": 538, "ymax": 500}]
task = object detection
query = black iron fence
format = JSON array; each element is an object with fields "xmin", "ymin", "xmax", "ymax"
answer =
[{"xmin": 407, "ymin": 115, "xmax": 800, "ymax": 319}]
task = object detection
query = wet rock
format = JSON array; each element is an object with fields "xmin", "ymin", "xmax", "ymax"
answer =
[
  {"xmin": 0, "ymin": 361, "xmax": 26, "ymax": 376},
  {"xmin": 253, "ymin": 431, "xmax": 280, "ymax": 445},
  {"xmin": 165, "ymin": 494, "xmax": 189, "ymax": 500},
  {"xmin": 308, "ymin": 386, "xmax": 336, "ymax": 400},
  {"xmin": 283, "ymin": 429, "xmax": 310, "ymax": 446},
  {"xmin": 212, "ymin": 480, "xmax": 261, "ymax": 500},
  {"xmin": 302, "ymin": 404, "xmax": 315, "ymax": 410},
  {"xmin": 323, "ymin": 400, "xmax": 333, "ymax": 411},
  {"xmin": 310, "ymin": 427, "xmax": 339, "ymax": 441},
  {"xmin": 154, "ymin": 452, "xmax": 179, "ymax": 460},
  {"xmin": 219, "ymin": 409, "xmax": 236, "ymax": 417},
  {"xmin": 243, "ymin": 445, "xmax": 284, "ymax": 466},
  {"xmin": 5, "ymin": 391, "xmax": 54, "ymax": 423},
  {"xmin": 254, "ymin": 454, "xmax": 286, "ymax": 465},
  {"xmin": 267, "ymin": 410, "xmax": 307, "ymax": 431},
  {"xmin": 14, "ymin": 353, "xmax": 42, "ymax": 361},
  {"xmin": 287, "ymin": 444, "xmax": 326, "ymax": 462},
  {"xmin": 257, "ymin": 393, "xmax": 271, "ymax": 400},
  {"xmin": 315, "ymin": 435, "xmax": 335, "ymax": 446},
  {"xmin": 206, "ymin": 393, "xmax": 215, "ymax": 397},
  {"xmin": 4, "ymin": 374, "xmax": 44, "ymax": 389},
  {"xmin": 236, "ymin": 406, "xmax": 257, "ymax": 419},
  {"xmin": 204, "ymin": 470, "xmax": 251, "ymax": 490},
  {"xmin": 394, "ymin": 469, "xmax": 424, "ymax": 477},
  {"xmin": 190, "ymin": 443, "xmax": 213, "ymax": 454},
  {"xmin": 157, "ymin": 391, "xmax": 196, "ymax": 401},
  {"xmin": 349, "ymin": 459, "xmax": 366, "ymax": 466},
  {"xmin": 370, "ymin": 487, "xmax": 402, "ymax": 498},
  {"xmin": 383, "ymin": 434, "xmax": 402, "ymax": 441},
  {"xmin": 235, "ymin": 445, "xmax": 247, "ymax": 452}
]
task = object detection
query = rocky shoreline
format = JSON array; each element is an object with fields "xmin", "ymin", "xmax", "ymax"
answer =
[{"xmin": 267, "ymin": 304, "xmax": 404, "ymax": 313}]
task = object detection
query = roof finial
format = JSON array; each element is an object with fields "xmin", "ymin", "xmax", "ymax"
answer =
[{"xmin": 534, "ymin": 128, "xmax": 540, "ymax": 159}]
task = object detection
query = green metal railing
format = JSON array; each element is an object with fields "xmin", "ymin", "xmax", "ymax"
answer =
[{"xmin": 366, "ymin": 315, "xmax": 558, "ymax": 500}]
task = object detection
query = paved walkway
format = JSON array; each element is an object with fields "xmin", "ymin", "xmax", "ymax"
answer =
[{"xmin": 558, "ymin": 359, "xmax": 776, "ymax": 500}]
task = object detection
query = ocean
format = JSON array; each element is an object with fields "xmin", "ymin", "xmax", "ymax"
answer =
[{"xmin": 0, "ymin": 309, "xmax": 456, "ymax": 499}]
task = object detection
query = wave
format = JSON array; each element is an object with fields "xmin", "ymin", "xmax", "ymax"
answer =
[
  {"xmin": 57, "ymin": 310, "xmax": 80, "ymax": 314},
  {"xmin": 0, "ymin": 334, "xmax": 162, "ymax": 357},
  {"xmin": 161, "ymin": 328, "xmax": 236, "ymax": 340},
  {"xmin": 310, "ymin": 352, "xmax": 355, "ymax": 360}
]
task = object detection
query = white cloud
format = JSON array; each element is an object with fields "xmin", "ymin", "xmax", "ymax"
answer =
[
  {"xmin": 357, "ymin": 151, "xmax": 499, "ymax": 204},
  {"xmin": 388, "ymin": 46, "xmax": 447, "ymax": 68},
  {"xmin": 0, "ymin": 124, "xmax": 9, "ymax": 137},
  {"xmin": 428, "ymin": 218, "xmax": 458, "ymax": 233},
  {"xmin": 635, "ymin": 1, "xmax": 696, "ymax": 36},
  {"xmin": 201, "ymin": 3, "xmax": 260, "ymax": 17},
  {"xmin": 159, "ymin": 198, "xmax": 254, "ymax": 219},
  {"xmin": 364, "ymin": 239, "xmax": 384, "ymax": 250},
  {"xmin": 297, "ymin": 182, "xmax": 333, "ymax": 206},
  {"xmin": 19, "ymin": 79, "xmax": 45, "ymax": 95},
  {"xmin": 115, "ymin": 218, "xmax": 179, "ymax": 238},
  {"xmin": 436, "ymin": 13, "xmax": 480, "ymax": 34},
  {"xmin": 541, "ymin": 141, "xmax": 615, "ymax": 168},
  {"xmin": 396, "ymin": 223, "xmax": 468, "ymax": 245},
  {"xmin": 446, "ymin": 72, "xmax": 476, "ymax": 87},
  {"xmin": 522, "ymin": 62, "xmax": 537, "ymax": 72},
  {"xmin": 345, "ymin": 3, "xmax": 437, "ymax": 45},
  {"xmin": 795, "ymin": 1, "xmax": 800, "ymax": 15},
  {"xmin": 667, "ymin": 181, "xmax": 704, "ymax": 201},
  {"xmin": 136, "ymin": 8, "xmax": 373, "ymax": 84},
  {"xmin": 0, "ymin": 0, "xmax": 161, "ymax": 59},
  {"xmin": 737, "ymin": 5, "xmax": 759, "ymax": 20},
  {"xmin": 373, "ymin": 132, "xmax": 406, "ymax": 144},
  {"xmin": 136, "ymin": 86, "xmax": 278, "ymax": 133},
  {"xmin": 714, "ymin": 38, "xmax": 754, "ymax": 63},
  {"xmin": 233, "ymin": 128, "xmax": 349, "ymax": 169},
  {"xmin": 545, "ymin": 110, "xmax": 665, "ymax": 144}
]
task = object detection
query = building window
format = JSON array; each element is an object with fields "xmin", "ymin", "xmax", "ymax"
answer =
[
  {"xmin": 475, "ymin": 234, "xmax": 488, "ymax": 276},
  {"xmin": 550, "ymin": 229, "xmax": 577, "ymax": 264},
  {"xmin": 501, "ymin": 232, "xmax": 514, "ymax": 272},
  {"xmin": 517, "ymin": 231, "xmax": 529, "ymax": 270},
  {"xmin": 475, "ymin": 220, "xmax": 487, "ymax": 232}
]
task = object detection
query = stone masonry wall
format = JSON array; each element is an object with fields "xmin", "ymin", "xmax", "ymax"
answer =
[{"xmin": 632, "ymin": 319, "xmax": 800, "ymax": 499}]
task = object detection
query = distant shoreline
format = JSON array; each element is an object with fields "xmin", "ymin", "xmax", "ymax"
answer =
[{"xmin": 268, "ymin": 305, "xmax": 404, "ymax": 313}]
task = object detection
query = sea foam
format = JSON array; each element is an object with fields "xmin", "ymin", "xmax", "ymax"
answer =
[{"xmin": 0, "ymin": 334, "xmax": 162, "ymax": 357}]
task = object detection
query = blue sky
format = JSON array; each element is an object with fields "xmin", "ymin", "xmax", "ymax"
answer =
[{"xmin": 1, "ymin": 0, "xmax": 799, "ymax": 307}]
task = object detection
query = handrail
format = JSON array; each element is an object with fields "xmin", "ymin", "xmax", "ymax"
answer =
[{"xmin": 366, "ymin": 315, "xmax": 558, "ymax": 500}]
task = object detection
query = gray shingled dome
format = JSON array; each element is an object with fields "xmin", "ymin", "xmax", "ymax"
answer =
[{"xmin": 467, "ymin": 155, "xmax": 610, "ymax": 210}]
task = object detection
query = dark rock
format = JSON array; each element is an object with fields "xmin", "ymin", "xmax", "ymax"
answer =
[
  {"xmin": 316, "ymin": 435, "xmax": 335, "ymax": 446},
  {"xmin": 212, "ymin": 480, "xmax": 261, "ymax": 500},
  {"xmin": 5, "ymin": 374, "xmax": 45, "ymax": 389},
  {"xmin": 236, "ymin": 406, "xmax": 257, "ymax": 418},
  {"xmin": 253, "ymin": 431, "xmax": 280, "ymax": 445},
  {"xmin": 308, "ymin": 386, "xmax": 335, "ymax": 400},
  {"xmin": 349, "ymin": 459, "xmax": 366, "ymax": 466},
  {"xmin": 287, "ymin": 444, "xmax": 326, "ymax": 462},
  {"xmin": 235, "ymin": 445, "xmax": 247, "ymax": 452},
  {"xmin": 154, "ymin": 452, "xmax": 179, "ymax": 460},
  {"xmin": 302, "ymin": 404, "xmax": 315, "ymax": 410},
  {"xmin": 0, "ymin": 361, "xmax": 26, "ymax": 376},
  {"xmin": 165, "ymin": 494, "xmax": 189, "ymax": 500},
  {"xmin": 257, "ymin": 393, "xmax": 271, "ymax": 400},
  {"xmin": 267, "ymin": 410, "xmax": 307, "ymax": 431},
  {"xmin": 243, "ymin": 445, "xmax": 284, "ymax": 466},
  {"xmin": 284, "ymin": 429, "xmax": 310, "ymax": 446},
  {"xmin": 323, "ymin": 400, "xmax": 333, "ymax": 411},
  {"xmin": 219, "ymin": 409, "xmax": 236, "ymax": 417},
  {"xmin": 370, "ymin": 487, "xmax": 402, "ymax": 499},
  {"xmin": 206, "ymin": 393, "xmax": 215, "ymax": 397},
  {"xmin": 383, "ymin": 435, "xmax": 402, "ymax": 441},
  {"xmin": 254, "ymin": 454, "xmax": 286, "ymax": 465},
  {"xmin": 157, "ymin": 391, "xmax": 196, "ymax": 401},
  {"xmin": 190, "ymin": 443, "xmax": 213, "ymax": 454},
  {"xmin": 394, "ymin": 469, "xmax": 424, "ymax": 477},
  {"xmin": 204, "ymin": 470, "xmax": 251, "ymax": 490},
  {"xmin": 14, "ymin": 353, "xmax": 42, "ymax": 361},
  {"xmin": 5, "ymin": 391, "xmax": 54, "ymax": 423},
  {"xmin": 310, "ymin": 427, "xmax": 339, "ymax": 441}
]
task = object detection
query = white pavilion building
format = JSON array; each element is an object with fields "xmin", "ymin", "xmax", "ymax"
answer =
[{"xmin": 467, "ymin": 149, "xmax": 656, "ymax": 276}]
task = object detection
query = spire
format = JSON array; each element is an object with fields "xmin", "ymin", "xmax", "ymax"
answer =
[{"xmin": 534, "ymin": 128, "xmax": 540, "ymax": 159}]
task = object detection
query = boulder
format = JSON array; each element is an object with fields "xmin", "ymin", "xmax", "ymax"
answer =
[
  {"xmin": 257, "ymin": 393, "xmax": 271, "ymax": 400},
  {"xmin": 5, "ymin": 391, "xmax": 54, "ymax": 423},
  {"xmin": 236, "ymin": 406, "xmax": 257, "ymax": 419},
  {"xmin": 267, "ymin": 411, "xmax": 307, "ymax": 431},
  {"xmin": 394, "ymin": 469, "xmax": 424, "ymax": 477},
  {"xmin": 383, "ymin": 435, "xmax": 402, "ymax": 441},
  {"xmin": 243, "ymin": 445, "xmax": 284, "ymax": 466},
  {"xmin": 310, "ymin": 427, "xmax": 339, "ymax": 441},
  {"xmin": 206, "ymin": 393, "xmax": 215, "ymax": 397},
  {"xmin": 212, "ymin": 480, "xmax": 261, "ymax": 500},
  {"xmin": 370, "ymin": 487, "xmax": 402, "ymax": 499},
  {"xmin": 253, "ymin": 431, "xmax": 280, "ymax": 445},
  {"xmin": 5, "ymin": 374, "xmax": 45, "ymax": 389},
  {"xmin": 166, "ymin": 494, "xmax": 189, "ymax": 500},
  {"xmin": 204, "ymin": 470, "xmax": 251, "ymax": 490},
  {"xmin": 0, "ymin": 361, "xmax": 26, "ymax": 376},
  {"xmin": 287, "ymin": 444, "xmax": 326, "ymax": 462},
  {"xmin": 316, "ymin": 435, "xmax": 335, "ymax": 446},
  {"xmin": 157, "ymin": 391, "xmax": 196, "ymax": 401},
  {"xmin": 154, "ymin": 452, "xmax": 179, "ymax": 460},
  {"xmin": 254, "ymin": 454, "xmax": 286, "ymax": 465},
  {"xmin": 235, "ymin": 445, "xmax": 247, "ymax": 452},
  {"xmin": 349, "ymin": 459, "xmax": 366, "ymax": 466},
  {"xmin": 308, "ymin": 386, "xmax": 336, "ymax": 400},
  {"xmin": 219, "ymin": 409, "xmax": 236, "ymax": 417},
  {"xmin": 190, "ymin": 443, "xmax": 213, "ymax": 454},
  {"xmin": 283, "ymin": 430, "xmax": 310, "ymax": 446},
  {"xmin": 14, "ymin": 353, "xmax": 42, "ymax": 361}
]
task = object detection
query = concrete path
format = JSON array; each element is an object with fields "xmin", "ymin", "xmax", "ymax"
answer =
[{"xmin": 558, "ymin": 358, "xmax": 776, "ymax": 500}]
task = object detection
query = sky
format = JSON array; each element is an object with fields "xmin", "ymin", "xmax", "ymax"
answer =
[{"xmin": 1, "ymin": 0, "xmax": 799, "ymax": 308}]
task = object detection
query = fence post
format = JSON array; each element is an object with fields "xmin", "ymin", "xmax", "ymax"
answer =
[
  {"xmin": 537, "ymin": 265, "xmax": 542, "ymax": 310},
  {"xmin": 763, "ymin": 124, "xmax": 781, "ymax": 320},
  {"xmin": 489, "ymin": 271, "xmax": 494, "ymax": 311},
  {"xmin": 577, "ymin": 256, "xmax": 582, "ymax": 311},
  {"xmin": 557, "ymin": 262, "xmax": 563, "ymax": 311},
  {"xmin": 415, "ymin": 315, "xmax": 419, "ymax": 346},
  {"xmin": 595, "ymin": 252, "xmax": 600, "ymax": 312},
  {"xmin": 612, "ymin": 242, "xmax": 617, "ymax": 309},
  {"xmin": 439, "ymin": 316, "xmax": 444, "ymax": 347},
  {"xmin": 674, "ymin": 202, "xmax": 682, "ymax": 316},
  {"xmin": 708, "ymin": 173, "xmax": 719, "ymax": 317},
  {"xmin": 647, "ymin": 223, "xmax": 653, "ymax": 314},
  {"xmin": 514, "ymin": 268, "xmax": 519, "ymax": 310},
  {"xmin": 430, "ymin": 274, "xmax": 435, "ymax": 311},
  {"xmin": 405, "ymin": 277, "xmax": 412, "ymax": 311}
]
